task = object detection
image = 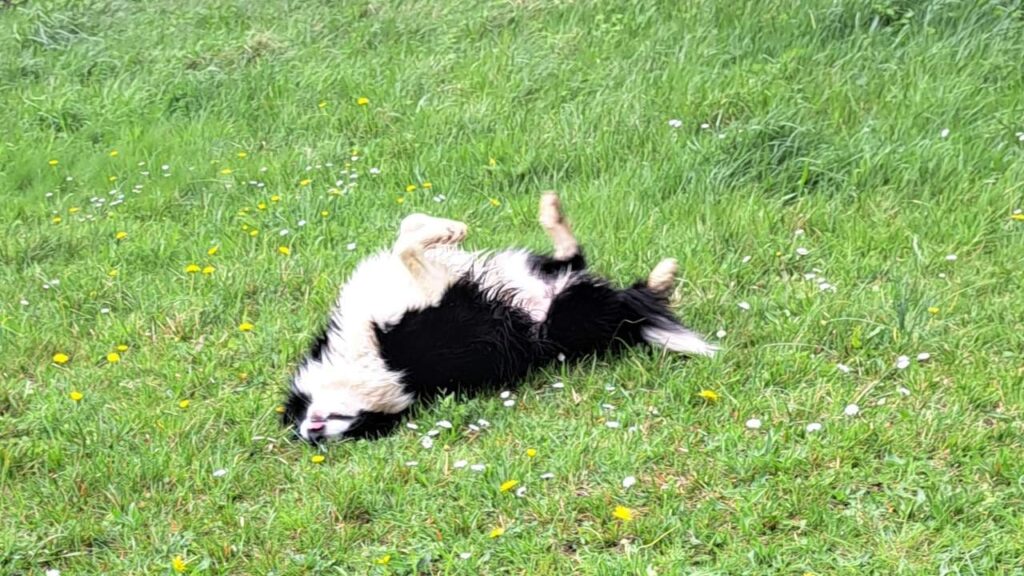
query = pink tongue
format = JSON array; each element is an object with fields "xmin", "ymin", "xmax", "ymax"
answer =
[{"xmin": 307, "ymin": 421, "xmax": 326, "ymax": 431}]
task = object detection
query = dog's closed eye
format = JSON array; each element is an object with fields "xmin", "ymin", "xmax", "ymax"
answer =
[{"xmin": 326, "ymin": 414, "xmax": 355, "ymax": 421}]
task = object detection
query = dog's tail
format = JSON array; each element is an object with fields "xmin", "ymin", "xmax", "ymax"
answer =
[{"xmin": 543, "ymin": 268, "xmax": 717, "ymax": 359}]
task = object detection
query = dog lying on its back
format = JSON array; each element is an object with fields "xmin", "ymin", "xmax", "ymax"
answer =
[{"xmin": 281, "ymin": 192, "xmax": 716, "ymax": 442}]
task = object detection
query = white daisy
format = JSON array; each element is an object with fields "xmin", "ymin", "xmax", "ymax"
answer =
[
  {"xmin": 805, "ymin": 422, "xmax": 823, "ymax": 433},
  {"xmin": 844, "ymin": 404, "xmax": 860, "ymax": 417},
  {"xmin": 745, "ymin": 418, "xmax": 762, "ymax": 430},
  {"xmin": 622, "ymin": 476, "xmax": 637, "ymax": 489}
]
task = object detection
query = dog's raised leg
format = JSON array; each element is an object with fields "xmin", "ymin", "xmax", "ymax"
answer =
[
  {"xmin": 538, "ymin": 192, "xmax": 579, "ymax": 261},
  {"xmin": 393, "ymin": 213, "xmax": 467, "ymax": 300},
  {"xmin": 647, "ymin": 258, "xmax": 678, "ymax": 297}
]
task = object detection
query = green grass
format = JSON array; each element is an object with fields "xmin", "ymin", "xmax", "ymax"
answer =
[{"xmin": 3, "ymin": 0, "xmax": 1024, "ymax": 573}]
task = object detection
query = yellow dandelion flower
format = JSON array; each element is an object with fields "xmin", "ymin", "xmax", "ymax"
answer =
[
  {"xmin": 1012, "ymin": 213, "xmax": 1024, "ymax": 222},
  {"xmin": 184, "ymin": 264, "xmax": 201, "ymax": 274},
  {"xmin": 178, "ymin": 399, "xmax": 190, "ymax": 410},
  {"xmin": 526, "ymin": 448, "xmax": 537, "ymax": 458},
  {"xmin": 300, "ymin": 179, "xmax": 312, "ymax": 186},
  {"xmin": 207, "ymin": 245, "xmax": 219, "ymax": 256},
  {"xmin": 357, "ymin": 97, "xmax": 370, "ymax": 106},
  {"xmin": 53, "ymin": 353, "xmax": 70, "ymax": 365},
  {"xmin": 488, "ymin": 157, "xmax": 497, "ymax": 167},
  {"xmin": 70, "ymin": 390, "xmax": 84, "ymax": 402},
  {"xmin": 106, "ymin": 352, "xmax": 121, "ymax": 364},
  {"xmin": 241, "ymin": 224, "xmax": 250, "ymax": 230},
  {"xmin": 612, "ymin": 505, "xmax": 634, "ymax": 522},
  {"xmin": 171, "ymin": 555, "xmax": 187, "ymax": 573},
  {"xmin": 257, "ymin": 202, "xmax": 267, "ymax": 210},
  {"xmin": 311, "ymin": 454, "xmax": 326, "ymax": 464},
  {"xmin": 499, "ymin": 479, "xmax": 519, "ymax": 493},
  {"xmin": 396, "ymin": 197, "xmax": 405, "ymax": 204},
  {"xmin": 698, "ymin": 389, "xmax": 720, "ymax": 402},
  {"xmin": 249, "ymin": 229, "xmax": 259, "ymax": 237},
  {"xmin": 238, "ymin": 322, "xmax": 254, "ymax": 332},
  {"xmin": 116, "ymin": 344, "xmax": 129, "ymax": 352},
  {"xmin": 406, "ymin": 184, "xmax": 417, "ymax": 193},
  {"xmin": 489, "ymin": 527, "xmax": 505, "ymax": 538},
  {"xmin": 375, "ymin": 555, "xmax": 391, "ymax": 566},
  {"xmin": 270, "ymin": 194, "xmax": 281, "ymax": 202},
  {"xmin": 202, "ymin": 265, "xmax": 215, "ymax": 275},
  {"xmin": 278, "ymin": 246, "xmax": 291, "ymax": 256},
  {"xmin": 321, "ymin": 210, "xmax": 330, "ymax": 217},
  {"xmin": 108, "ymin": 175, "xmax": 117, "ymax": 182},
  {"xmin": 318, "ymin": 100, "xmax": 328, "ymax": 109},
  {"xmin": 69, "ymin": 207, "xmax": 80, "ymax": 214},
  {"xmin": 775, "ymin": 250, "xmax": 783, "ymax": 257},
  {"xmin": 239, "ymin": 372, "xmax": 249, "ymax": 381},
  {"xmin": 928, "ymin": 306, "xmax": 940, "ymax": 315},
  {"xmin": 109, "ymin": 150, "xmax": 119, "ymax": 157},
  {"xmin": 115, "ymin": 231, "xmax": 128, "ymax": 240},
  {"xmin": 275, "ymin": 405, "xmax": 286, "ymax": 414},
  {"xmin": 489, "ymin": 198, "xmax": 501, "ymax": 207},
  {"xmin": 220, "ymin": 168, "xmax": 233, "ymax": 175},
  {"xmin": 52, "ymin": 216, "xmax": 62, "ymax": 224},
  {"xmin": 422, "ymin": 182, "xmax": 432, "ymax": 189},
  {"xmin": 237, "ymin": 151, "xmax": 248, "ymax": 159},
  {"xmin": 49, "ymin": 159, "xmax": 59, "ymax": 167},
  {"xmin": 107, "ymin": 269, "xmax": 119, "ymax": 278}
]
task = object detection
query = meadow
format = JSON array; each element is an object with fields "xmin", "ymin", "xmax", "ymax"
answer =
[{"xmin": 2, "ymin": 0, "xmax": 1024, "ymax": 574}]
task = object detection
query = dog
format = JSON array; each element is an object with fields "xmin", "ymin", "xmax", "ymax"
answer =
[{"xmin": 281, "ymin": 192, "xmax": 716, "ymax": 442}]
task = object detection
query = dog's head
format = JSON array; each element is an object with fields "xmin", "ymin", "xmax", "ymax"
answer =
[{"xmin": 281, "ymin": 353, "xmax": 407, "ymax": 443}]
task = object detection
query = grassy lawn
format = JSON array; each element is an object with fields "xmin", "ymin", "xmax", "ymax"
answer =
[{"xmin": 3, "ymin": 0, "xmax": 1024, "ymax": 573}]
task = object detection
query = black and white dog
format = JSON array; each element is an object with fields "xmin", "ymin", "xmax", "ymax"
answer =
[{"xmin": 282, "ymin": 193, "xmax": 716, "ymax": 442}]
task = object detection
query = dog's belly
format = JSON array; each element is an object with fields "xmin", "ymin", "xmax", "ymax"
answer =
[{"xmin": 424, "ymin": 247, "xmax": 564, "ymax": 323}]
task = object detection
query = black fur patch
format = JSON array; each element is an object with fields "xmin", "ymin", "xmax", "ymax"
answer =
[
  {"xmin": 344, "ymin": 410, "xmax": 405, "ymax": 440},
  {"xmin": 281, "ymin": 387, "xmax": 311, "ymax": 429},
  {"xmin": 374, "ymin": 278, "xmax": 542, "ymax": 400},
  {"xmin": 542, "ymin": 277, "xmax": 677, "ymax": 360},
  {"xmin": 528, "ymin": 250, "xmax": 587, "ymax": 277},
  {"xmin": 306, "ymin": 318, "xmax": 338, "ymax": 362}
]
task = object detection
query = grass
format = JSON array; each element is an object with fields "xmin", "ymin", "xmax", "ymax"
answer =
[{"xmin": 2, "ymin": 0, "xmax": 1024, "ymax": 573}]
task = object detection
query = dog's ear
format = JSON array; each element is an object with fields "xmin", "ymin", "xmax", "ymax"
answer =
[
  {"xmin": 344, "ymin": 410, "xmax": 404, "ymax": 440},
  {"xmin": 281, "ymin": 388, "xmax": 311, "ymax": 429}
]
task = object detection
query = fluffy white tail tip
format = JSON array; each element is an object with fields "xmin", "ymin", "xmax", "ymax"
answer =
[{"xmin": 642, "ymin": 326, "xmax": 719, "ymax": 357}]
